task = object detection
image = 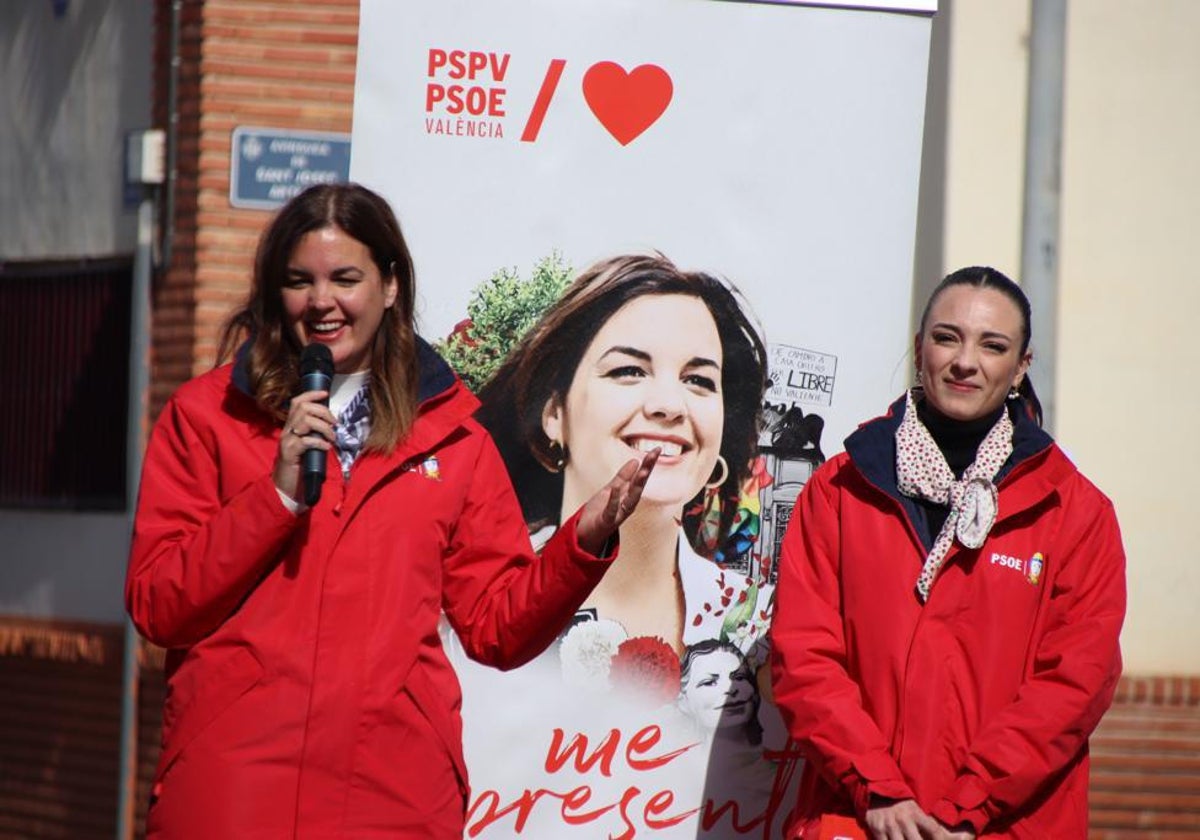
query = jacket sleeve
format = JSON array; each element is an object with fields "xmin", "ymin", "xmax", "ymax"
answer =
[
  {"xmin": 125, "ymin": 394, "xmax": 300, "ymax": 648},
  {"xmin": 930, "ymin": 492, "xmax": 1126, "ymax": 833},
  {"xmin": 770, "ymin": 462, "xmax": 917, "ymax": 817},
  {"xmin": 440, "ymin": 431, "xmax": 613, "ymax": 670}
]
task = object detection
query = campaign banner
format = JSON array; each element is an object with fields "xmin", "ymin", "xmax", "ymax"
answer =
[{"xmin": 352, "ymin": 1, "xmax": 931, "ymax": 836}]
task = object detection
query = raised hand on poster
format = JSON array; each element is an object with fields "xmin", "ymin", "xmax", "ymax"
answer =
[{"xmin": 574, "ymin": 448, "xmax": 660, "ymax": 556}]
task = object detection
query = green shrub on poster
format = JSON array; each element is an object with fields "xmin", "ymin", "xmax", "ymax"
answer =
[{"xmin": 437, "ymin": 252, "xmax": 572, "ymax": 392}]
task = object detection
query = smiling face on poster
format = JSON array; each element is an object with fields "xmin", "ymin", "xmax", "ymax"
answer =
[
  {"xmin": 476, "ymin": 255, "xmax": 770, "ymax": 654},
  {"xmin": 545, "ymin": 293, "xmax": 725, "ymax": 518},
  {"xmin": 352, "ymin": 0, "xmax": 932, "ymax": 836}
]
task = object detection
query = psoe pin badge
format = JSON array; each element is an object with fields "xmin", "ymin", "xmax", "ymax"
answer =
[
  {"xmin": 1026, "ymin": 552, "xmax": 1045, "ymax": 585},
  {"xmin": 418, "ymin": 456, "xmax": 441, "ymax": 481}
]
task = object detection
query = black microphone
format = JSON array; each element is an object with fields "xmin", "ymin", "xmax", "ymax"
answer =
[{"xmin": 298, "ymin": 343, "xmax": 334, "ymax": 507}]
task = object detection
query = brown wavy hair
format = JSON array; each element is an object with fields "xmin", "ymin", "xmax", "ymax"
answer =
[
  {"xmin": 476, "ymin": 254, "xmax": 768, "ymax": 543},
  {"xmin": 217, "ymin": 183, "xmax": 419, "ymax": 452}
]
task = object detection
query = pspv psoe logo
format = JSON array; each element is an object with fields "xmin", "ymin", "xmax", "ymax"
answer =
[
  {"xmin": 989, "ymin": 551, "xmax": 1045, "ymax": 585},
  {"xmin": 424, "ymin": 48, "xmax": 673, "ymax": 146}
]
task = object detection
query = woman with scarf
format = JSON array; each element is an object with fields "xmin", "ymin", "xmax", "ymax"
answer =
[{"xmin": 770, "ymin": 266, "xmax": 1126, "ymax": 839}]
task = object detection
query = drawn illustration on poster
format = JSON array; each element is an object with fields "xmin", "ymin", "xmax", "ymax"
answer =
[{"xmin": 757, "ymin": 343, "xmax": 834, "ymax": 578}]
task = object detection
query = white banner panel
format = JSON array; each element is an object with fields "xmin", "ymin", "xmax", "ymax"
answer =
[{"xmin": 353, "ymin": 1, "xmax": 931, "ymax": 836}]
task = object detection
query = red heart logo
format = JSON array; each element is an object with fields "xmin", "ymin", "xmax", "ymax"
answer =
[{"xmin": 582, "ymin": 62, "xmax": 673, "ymax": 146}]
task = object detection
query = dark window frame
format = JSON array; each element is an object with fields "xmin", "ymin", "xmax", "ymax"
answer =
[{"xmin": 0, "ymin": 257, "xmax": 133, "ymax": 511}]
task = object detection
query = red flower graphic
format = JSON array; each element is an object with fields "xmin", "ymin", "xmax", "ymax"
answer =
[
  {"xmin": 609, "ymin": 636, "xmax": 681, "ymax": 706},
  {"xmin": 448, "ymin": 318, "xmax": 477, "ymax": 347}
]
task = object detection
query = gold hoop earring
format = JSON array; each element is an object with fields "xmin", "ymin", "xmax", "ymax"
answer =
[{"xmin": 704, "ymin": 455, "xmax": 729, "ymax": 490}]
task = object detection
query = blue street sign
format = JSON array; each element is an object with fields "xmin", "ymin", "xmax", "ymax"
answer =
[{"xmin": 230, "ymin": 126, "xmax": 351, "ymax": 210}]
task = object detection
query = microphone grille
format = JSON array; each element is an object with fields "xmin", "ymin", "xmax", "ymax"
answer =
[{"xmin": 299, "ymin": 343, "xmax": 334, "ymax": 377}]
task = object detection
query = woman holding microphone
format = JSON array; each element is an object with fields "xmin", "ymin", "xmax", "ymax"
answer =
[{"xmin": 126, "ymin": 183, "xmax": 656, "ymax": 838}]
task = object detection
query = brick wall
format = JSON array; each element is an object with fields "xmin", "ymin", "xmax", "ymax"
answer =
[
  {"xmin": 1090, "ymin": 677, "xmax": 1200, "ymax": 838},
  {"xmin": 149, "ymin": 0, "xmax": 359, "ymax": 418},
  {"xmin": 0, "ymin": 619, "xmax": 124, "ymax": 839}
]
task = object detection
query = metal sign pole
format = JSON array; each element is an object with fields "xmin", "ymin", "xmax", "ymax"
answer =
[{"xmin": 1020, "ymin": 0, "xmax": 1068, "ymax": 433}]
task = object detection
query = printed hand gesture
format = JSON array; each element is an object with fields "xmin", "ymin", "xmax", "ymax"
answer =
[{"xmin": 575, "ymin": 448, "xmax": 660, "ymax": 556}]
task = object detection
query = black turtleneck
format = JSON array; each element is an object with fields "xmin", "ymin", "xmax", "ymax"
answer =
[{"xmin": 913, "ymin": 397, "xmax": 1007, "ymax": 542}]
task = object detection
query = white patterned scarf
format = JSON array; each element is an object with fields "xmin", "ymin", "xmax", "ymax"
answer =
[{"xmin": 896, "ymin": 389, "xmax": 1013, "ymax": 601}]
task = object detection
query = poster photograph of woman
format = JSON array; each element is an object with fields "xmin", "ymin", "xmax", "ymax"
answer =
[{"xmin": 439, "ymin": 253, "xmax": 814, "ymax": 837}]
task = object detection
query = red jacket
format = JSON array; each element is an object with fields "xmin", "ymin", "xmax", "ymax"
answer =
[
  {"xmin": 770, "ymin": 395, "xmax": 1125, "ymax": 838},
  {"xmin": 126, "ymin": 340, "xmax": 612, "ymax": 838}
]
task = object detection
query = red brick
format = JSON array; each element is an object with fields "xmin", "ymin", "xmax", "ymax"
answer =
[
  {"xmin": 203, "ymin": 78, "xmax": 355, "ymax": 104},
  {"xmin": 204, "ymin": 4, "xmax": 359, "ymax": 29},
  {"xmin": 204, "ymin": 41, "xmax": 356, "ymax": 67},
  {"xmin": 205, "ymin": 59, "xmax": 357, "ymax": 86},
  {"xmin": 205, "ymin": 24, "xmax": 358, "ymax": 47}
]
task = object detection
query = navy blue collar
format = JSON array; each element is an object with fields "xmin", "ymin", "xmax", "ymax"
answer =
[{"xmin": 845, "ymin": 392, "xmax": 1054, "ymax": 549}]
